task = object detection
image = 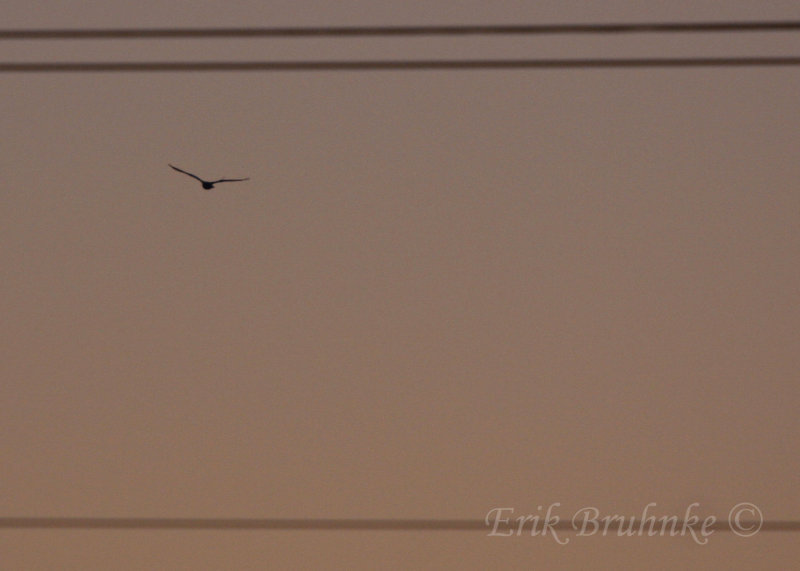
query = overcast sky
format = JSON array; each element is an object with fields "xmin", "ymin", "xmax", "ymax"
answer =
[{"xmin": 2, "ymin": 2, "xmax": 799, "ymax": 569}]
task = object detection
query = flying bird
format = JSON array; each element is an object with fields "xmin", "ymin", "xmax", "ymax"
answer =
[{"xmin": 169, "ymin": 164, "xmax": 249, "ymax": 189}]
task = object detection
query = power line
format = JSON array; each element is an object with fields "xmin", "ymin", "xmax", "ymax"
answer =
[
  {"xmin": 2, "ymin": 58, "xmax": 800, "ymax": 73},
  {"xmin": 1, "ymin": 517, "xmax": 797, "ymax": 531},
  {"xmin": 3, "ymin": 21, "xmax": 800, "ymax": 40}
]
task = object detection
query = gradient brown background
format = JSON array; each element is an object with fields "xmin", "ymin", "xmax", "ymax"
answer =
[{"xmin": 2, "ymin": 1, "xmax": 799, "ymax": 568}]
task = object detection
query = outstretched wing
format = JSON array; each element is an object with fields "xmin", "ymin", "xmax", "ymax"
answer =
[
  {"xmin": 214, "ymin": 177, "xmax": 250, "ymax": 184},
  {"xmin": 169, "ymin": 164, "xmax": 205, "ymax": 183}
]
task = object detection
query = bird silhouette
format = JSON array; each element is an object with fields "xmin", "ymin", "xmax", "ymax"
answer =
[{"xmin": 169, "ymin": 164, "xmax": 249, "ymax": 189}]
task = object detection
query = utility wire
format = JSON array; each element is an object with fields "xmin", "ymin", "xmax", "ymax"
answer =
[
  {"xmin": 2, "ymin": 58, "xmax": 800, "ymax": 73},
  {"xmin": 1, "ymin": 517, "xmax": 797, "ymax": 531},
  {"xmin": 3, "ymin": 21, "xmax": 800, "ymax": 39}
]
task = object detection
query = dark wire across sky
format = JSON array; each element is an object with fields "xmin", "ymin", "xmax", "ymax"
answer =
[
  {"xmin": 2, "ymin": 20, "xmax": 800, "ymax": 39},
  {"xmin": 3, "ymin": 58, "xmax": 800, "ymax": 73},
  {"xmin": 1, "ymin": 517, "xmax": 797, "ymax": 531},
  {"xmin": 3, "ymin": 20, "xmax": 799, "ymax": 72}
]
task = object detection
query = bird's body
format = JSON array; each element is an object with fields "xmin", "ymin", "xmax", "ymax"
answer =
[{"xmin": 169, "ymin": 164, "xmax": 249, "ymax": 189}]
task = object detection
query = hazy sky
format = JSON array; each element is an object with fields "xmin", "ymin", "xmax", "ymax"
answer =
[{"xmin": 2, "ymin": 2, "xmax": 799, "ymax": 569}]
